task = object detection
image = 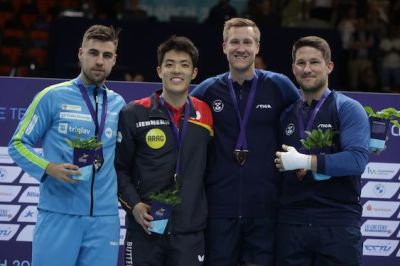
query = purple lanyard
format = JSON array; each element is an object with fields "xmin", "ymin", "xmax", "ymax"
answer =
[
  {"xmin": 297, "ymin": 89, "xmax": 331, "ymax": 139},
  {"xmin": 159, "ymin": 97, "xmax": 190, "ymax": 181},
  {"xmin": 228, "ymin": 73, "xmax": 258, "ymax": 151},
  {"xmin": 77, "ymin": 80, "xmax": 108, "ymax": 140}
]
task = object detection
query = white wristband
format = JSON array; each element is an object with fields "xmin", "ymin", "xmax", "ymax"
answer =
[{"xmin": 280, "ymin": 146, "xmax": 311, "ymax": 171}]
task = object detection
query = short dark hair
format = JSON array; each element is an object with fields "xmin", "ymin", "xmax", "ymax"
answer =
[
  {"xmin": 82, "ymin": 25, "xmax": 121, "ymax": 50},
  {"xmin": 157, "ymin": 35, "xmax": 199, "ymax": 67},
  {"xmin": 292, "ymin": 36, "xmax": 331, "ymax": 63}
]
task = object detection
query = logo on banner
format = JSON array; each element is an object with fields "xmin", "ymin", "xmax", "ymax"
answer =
[
  {"xmin": 120, "ymin": 228, "xmax": 127, "ymax": 246},
  {"xmin": 0, "ymin": 166, "xmax": 22, "ymax": 183},
  {"xmin": 0, "ymin": 185, "xmax": 22, "ymax": 202},
  {"xmin": 361, "ymin": 219, "xmax": 399, "ymax": 237},
  {"xmin": 0, "ymin": 205, "xmax": 21, "ymax": 222},
  {"xmin": 16, "ymin": 224, "xmax": 35, "ymax": 242},
  {"xmin": 362, "ymin": 200, "xmax": 400, "ymax": 218},
  {"xmin": 362, "ymin": 163, "xmax": 400, "ymax": 180},
  {"xmin": 363, "ymin": 239, "xmax": 399, "ymax": 256},
  {"xmin": 19, "ymin": 172, "xmax": 39, "ymax": 184},
  {"xmin": 391, "ymin": 124, "xmax": 400, "ymax": 137},
  {"xmin": 361, "ymin": 182, "xmax": 400, "ymax": 199},
  {"xmin": 18, "ymin": 186, "xmax": 40, "ymax": 203},
  {"xmin": 0, "ymin": 223, "xmax": 20, "ymax": 241},
  {"xmin": 18, "ymin": 205, "xmax": 37, "ymax": 223},
  {"xmin": 0, "ymin": 146, "xmax": 13, "ymax": 164}
]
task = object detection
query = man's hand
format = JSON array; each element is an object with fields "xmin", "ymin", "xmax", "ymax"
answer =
[
  {"xmin": 132, "ymin": 202, "xmax": 153, "ymax": 234},
  {"xmin": 45, "ymin": 162, "xmax": 81, "ymax": 183},
  {"xmin": 275, "ymin": 145, "xmax": 311, "ymax": 171}
]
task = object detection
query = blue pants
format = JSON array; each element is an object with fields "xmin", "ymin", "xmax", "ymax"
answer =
[
  {"xmin": 276, "ymin": 224, "xmax": 362, "ymax": 266},
  {"xmin": 32, "ymin": 209, "xmax": 120, "ymax": 266},
  {"xmin": 205, "ymin": 217, "xmax": 276, "ymax": 266}
]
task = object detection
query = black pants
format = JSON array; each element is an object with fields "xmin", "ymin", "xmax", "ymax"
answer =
[
  {"xmin": 124, "ymin": 229, "xmax": 205, "ymax": 266},
  {"xmin": 276, "ymin": 224, "xmax": 362, "ymax": 266}
]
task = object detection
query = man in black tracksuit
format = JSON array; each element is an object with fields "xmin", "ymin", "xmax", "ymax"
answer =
[{"xmin": 115, "ymin": 36, "xmax": 213, "ymax": 265}]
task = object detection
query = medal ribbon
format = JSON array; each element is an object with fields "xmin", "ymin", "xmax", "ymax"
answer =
[
  {"xmin": 227, "ymin": 73, "xmax": 258, "ymax": 151},
  {"xmin": 159, "ymin": 97, "xmax": 190, "ymax": 181}
]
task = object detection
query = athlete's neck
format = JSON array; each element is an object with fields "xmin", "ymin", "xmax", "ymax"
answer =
[
  {"xmin": 303, "ymin": 87, "xmax": 328, "ymax": 105},
  {"xmin": 229, "ymin": 68, "xmax": 255, "ymax": 85},
  {"xmin": 161, "ymin": 90, "xmax": 188, "ymax": 108}
]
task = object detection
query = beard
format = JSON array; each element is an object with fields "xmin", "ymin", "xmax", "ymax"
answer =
[{"xmin": 297, "ymin": 76, "xmax": 326, "ymax": 94}]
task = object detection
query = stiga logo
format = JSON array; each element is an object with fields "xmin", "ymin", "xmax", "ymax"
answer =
[
  {"xmin": 362, "ymin": 163, "xmax": 400, "ymax": 180},
  {"xmin": 363, "ymin": 239, "xmax": 399, "ymax": 256},
  {"xmin": 361, "ymin": 182, "xmax": 400, "ymax": 199},
  {"xmin": 361, "ymin": 219, "xmax": 400, "ymax": 237},
  {"xmin": 362, "ymin": 200, "xmax": 400, "ymax": 218},
  {"xmin": 145, "ymin": 128, "xmax": 166, "ymax": 149}
]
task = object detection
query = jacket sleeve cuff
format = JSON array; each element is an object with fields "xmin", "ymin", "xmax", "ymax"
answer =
[{"xmin": 316, "ymin": 154, "xmax": 326, "ymax": 173}]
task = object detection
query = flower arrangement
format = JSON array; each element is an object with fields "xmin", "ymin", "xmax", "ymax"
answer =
[
  {"xmin": 149, "ymin": 185, "xmax": 182, "ymax": 206},
  {"xmin": 66, "ymin": 134, "xmax": 102, "ymax": 150},
  {"xmin": 364, "ymin": 106, "xmax": 400, "ymax": 128}
]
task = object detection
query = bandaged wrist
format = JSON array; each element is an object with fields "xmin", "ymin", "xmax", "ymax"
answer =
[{"xmin": 281, "ymin": 147, "xmax": 311, "ymax": 171}]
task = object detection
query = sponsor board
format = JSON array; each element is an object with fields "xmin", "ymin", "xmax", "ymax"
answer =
[
  {"xmin": 19, "ymin": 172, "xmax": 39, "ymax": 184},
  {"xmin": 362, "ymin": 163, "xmax": 400, "ymax": 180},
  {"xmin": 17, "ymin": 205, "xmax": 37, "ymax": 223},
  {"xmin": 0, "ymin": 166, "xmax": 22, "ymax": 183},
  {"xmin": 16, "ymin": 224, "xmax": 35, "ymax": 242},
  {"xmin": 120, "ymin": 228, "xmax": 126, "ymax": 245},
  {"xmin": 362, "ymin": 200, "xmax": 400, "ymax": 218},
  {"xmin": 0, "ymin": 205, "xmax": 21, "ymax": 222},
  {"xmin": 18, "ymin": 186, "xmax": 39, "ymax": 203},
  {"xmin": 0, "ymin": 223, "xmax": 20, "ymax": 241},
  {"xmin": 119, "ymin": 208, "xmax": 126, "ymax": 227},
  {"xmin": 361, "ymin": 219, "xmax": 400, "ymax": 237},
  {"xmin": 361, "ymin": 182, "xmax": 400, "ymax": 199},
  {"xmin": 0, "ymin": 185, "xmax": 22, "ymax": 202},
  {"xmin": 0, "ymin": 147, "xmax": 13, "ymax": 164},
  {"xmin": 363, "ymin": 239, "xmax": 399, "ymax": 256}
]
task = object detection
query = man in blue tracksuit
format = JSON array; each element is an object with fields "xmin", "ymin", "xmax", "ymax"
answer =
[
  {"xmin": 275, "ymin": 36, "xmax": 370, "ymax": 266},
  {"xmin": 8, "ymin": 25, "xmax": 125, "ymax": 266},
  {"xmin": 191, "ymin": 18, "xmax": 300, "ymax": 265}
]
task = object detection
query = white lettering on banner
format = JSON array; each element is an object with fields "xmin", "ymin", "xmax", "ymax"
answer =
[
  {"xmin": 0, "ymin": 205, "xmax": 21, "ymax": 222},
  {"xmin": 17, "ymin": 205, "xmax": 37, "ymax": 223},
  {"xmin": 362, "ymin": 200, "xmax": 400, "ymax": 218},
  {"xmin": 60, "ymin": 112, "xmax": 91, "ymax": 121},
  {"xmin": 0, "ymin": 223, "xmax": 20, "ymax": 241},
  {"xmin": 119, "ymin": 209, "xmax": 126, "ymax": 227},
  {"xmin": 361, "ymin": 219, "xmax": 400, "ymax": 237},
  {"xmin": 391, "ymin": 124, "xmax": 400, "ymax": 136},
  {"xmin": 361, "ymin": 182, "xmax": 400, "ymax": 199},
  {"xmin": 0, "ymin": 147, "xmax": 13, "ymax": 164},
  {"xmin": 16, "ymin": 224, "xmax": 35, "ymax": 242},
  {"xmin": 362, "ymin": 162, "xmax": 400, "ymax": 180},
  {"xmin": 120, "ymin": 228, "xmax": 126, "ymax": 245},
  {"xmin": 363, "ymin": 239, "xmax": 399, "ymax": 256},
  {"xmin": 0, "ymin": 166, "xmax": 21, "ymax": 183},
  {"xmin": 18, "ymin": 186, "xmax": 39, "ymax": 203},
  {"xmin": 19, "ymin": 172, "xmax": 39, "ymax": 184},
  {"xmin": 0, "ymin": 185, "xmax": 22, "ymax": 202},
  {"xmin": 61, "ymin": 104, "xmax": 82, "ymax": 111}
]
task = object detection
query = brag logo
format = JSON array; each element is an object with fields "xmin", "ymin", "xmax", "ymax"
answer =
[
  {"xmin": 212, "ymin": 100, "xmax": 224, "ymax": 112},
  {"xmin": 146, "ymin": 128, "xmax": 166, "ymax": 149}
]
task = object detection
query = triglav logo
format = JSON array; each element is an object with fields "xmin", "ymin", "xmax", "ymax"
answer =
[{"xmin": 363, "ymin": 239, "xmax": 399, "ymax": 256}]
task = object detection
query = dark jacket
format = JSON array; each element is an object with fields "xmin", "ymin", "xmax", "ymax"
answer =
[
  {"xmin": 115, "ymin": 91, "xmax": 213, "ymax": 233},
  {"xmin": 191, "ymin": 69, "xmax": 300, "ymax": 218}
]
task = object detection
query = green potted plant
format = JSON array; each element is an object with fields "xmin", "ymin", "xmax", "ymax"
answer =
[
  {"xmin": 66, "ymin": 134, "xmax": 102, "ymax": 181},
  {"xmin": 300, "ymin": 128, "xmax": 338, "ymax": 181},
  {"xmin": 148, "ymin": 184, "xmax": 182, "ymax": 234},
  {"xmin": 364, "ymin": 106, "xmax": 400, "ymax": 152}
]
